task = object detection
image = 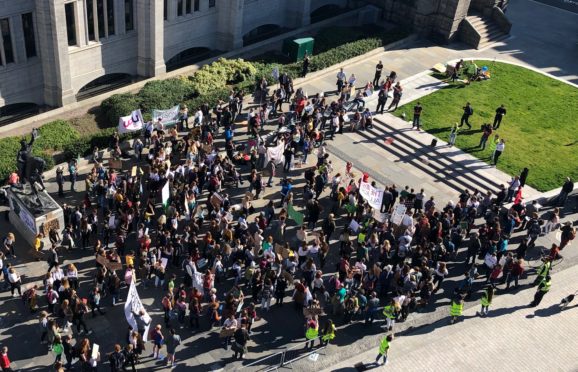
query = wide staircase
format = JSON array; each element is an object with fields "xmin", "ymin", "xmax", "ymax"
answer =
[{"xmin": 465, "ymin": 14, "xmax": 509, "ymax": 49}]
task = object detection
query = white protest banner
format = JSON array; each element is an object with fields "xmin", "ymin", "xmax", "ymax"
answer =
[
  {"xmin": 118, "ymin": 109, "xmax": 144, "ymax": 134},
  {"xmin": 390, "ymin": 203, "xmax": 407, "ymax": 226},
  {"xmin": 153, "ymin": 105, "xmax": 180, "ymax": 127},
  {"xmin": 161, "ymin": 181, "xmax": 170, "ymax": 209},
  {"xmin": 265, "ymin": 140, "xmax": 285, "ymax": 165},
  {"xmin": 124, "ymin": 281, "xmax": 152, "ymax": 341},
  {"xmin": 359, "ymin": 181, "xmax": 384, "ymax": 210}
]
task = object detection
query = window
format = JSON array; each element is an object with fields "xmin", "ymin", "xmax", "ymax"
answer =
[
  {"xmin": 177, "ymin": 0, "xmax": 183, "ymax": 16},
  {"xmin": 209, "ymin": 0, "xmax": 215, "ymax": 8},
  {"xmin": 0, "ymin": 18, "xmax": 14, "ymax": 64},
  {"xmin": 107, "ymin": 0, "xmax": 115, "ymax": 36},
  {"xmin": 186, "ymin": 0, "xmax": 191, "ymax": 14},
  {"xmin": 86, "ymin": 0, "xmax": 115, "ymax": 41},
  {"xmin": 164, "ymin": 0, "xmax": 168, "ymax": 20},
  {"xmin": 86, "ymin": 0, "xmax": 95, "ymax": 41},
  {"xmin": 124, "ymin": 0, "xmax": 134, "ymax": 31},
  {"xmin": 22, "ymin": 13, "xmax": 37, "ymax": 58},
  {"xmin": 97, "ymin": 0, "xmax": 105, "ymax": 38},
  {"xmin": 194, "ymin": 0, "xmax": 200, "ymax": 11}
]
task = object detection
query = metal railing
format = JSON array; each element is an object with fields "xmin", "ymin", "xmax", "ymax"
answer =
[{"xmin": 238, "ymin": 337, "xmax": 327, "ymax": 371}]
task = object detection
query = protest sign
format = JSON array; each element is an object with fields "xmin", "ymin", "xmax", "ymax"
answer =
[
  {"xmin": 390, "ymin": 204, "xmax": 407, "ymax": 226},
  {"xmin": 359, "ymin": 181, "xmax": 384, "ymax": 210}
]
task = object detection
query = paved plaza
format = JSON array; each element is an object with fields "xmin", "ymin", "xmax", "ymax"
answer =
[{"xmin": 0, "ymin": 0, "xmax": 577, "ymax": 371}]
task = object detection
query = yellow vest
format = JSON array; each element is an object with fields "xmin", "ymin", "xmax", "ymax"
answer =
[
  {"xmin": 450, "ymin": 300, "xmax": 463, "ymax": 316},
  {"xmin": 322, "ymin": 324, "xmax": 336, "ymax": 341},
  {"xmin": 540, "ymin": 279, "xmax": 552, "ymax": 292},
  {"xmin": 306, "ymin": 326, "xmax": 319, "ymax": 340},
  {"xmin": 379, "ymin": 337, "xmax": 389, "ymax": 355},
  {"xmin": 382, "ymin": 305, "xmax": 395, "ymax": 319}
]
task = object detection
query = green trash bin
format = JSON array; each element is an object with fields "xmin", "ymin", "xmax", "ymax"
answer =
[{"xmin": 283, "ymin": 37, "xmax": 314, "ymax": 62}]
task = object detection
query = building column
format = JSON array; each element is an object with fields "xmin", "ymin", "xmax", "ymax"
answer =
[
  {"xmin": 216, "ymin": 0, "xmax": 244, "ymax": 50},
  {"xmin": 137, "ymin": 0, "xmax": 166, "ymax": 77},
  {"xmin": 285, "ymin": 0, "xmax": 311, "ymax": 29},
  {"xmin": 35, "ymin": 0, "xmax": 76, "ymax": 107}
]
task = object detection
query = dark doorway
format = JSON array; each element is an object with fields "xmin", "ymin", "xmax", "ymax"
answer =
[
  {"xmin": 166, "ymin": 47, "xmax": 220, "ymax": 72},
  {"xmin": 76, "ymin": 73, "xmax": 134, "ymax": 101}
]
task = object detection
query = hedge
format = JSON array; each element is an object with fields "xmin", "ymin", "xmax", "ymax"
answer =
[
  {"xmin": 137, "ymin": 77, "xmax": 195, "ymax": 114},
  {"xmin": 0, "ymin": 120, "xmax": 79, "ymax": 181},
  {"xmin": 101, "ymin": 93, "xmax": 141, "ymax": 127}
]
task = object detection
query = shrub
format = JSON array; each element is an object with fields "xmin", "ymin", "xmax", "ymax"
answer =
[
  {"xmin": 0, "ymin": 136, "xmax": 23, "ymax": 182},
  {"xmin": 138, "ymin": 77, "xmax": 195, "ymax": 113},
  {"xmin": 100, "ymin": 93, "xmax": 141, "ymax": 127},
  {"xmin": 34, "ymin": 120, "xmax": 80, "ymax": 150},
  {"xmin": 190, "ymin": 58, "xmax": 257, "ymax": 96}
]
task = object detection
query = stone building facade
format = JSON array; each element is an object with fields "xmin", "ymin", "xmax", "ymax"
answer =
[
  {"xmin": 369, "ymin": 0, "xmax": 508, "ymax": 42},
  {"xmin": 0, "ymin": 0, "xmax": 350, "ymax": 111}
]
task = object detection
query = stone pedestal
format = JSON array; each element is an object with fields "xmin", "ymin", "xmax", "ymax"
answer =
[{"xmin": 6, "ymin": 188, "xmax": 64, "ymax": 248}]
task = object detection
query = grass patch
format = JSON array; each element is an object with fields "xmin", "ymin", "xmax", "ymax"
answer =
[{"xmin": 396, "ymin": 61, "xmax": 578, "ymax": 192}]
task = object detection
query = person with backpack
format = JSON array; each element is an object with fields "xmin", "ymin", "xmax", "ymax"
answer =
[{"xmin": 108, "ymin": 344, "xmax": 126, "ymax": 372}]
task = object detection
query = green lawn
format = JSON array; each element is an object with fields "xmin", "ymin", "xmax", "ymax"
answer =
[{"xmin": 396, "ymin": 60, "xmax": 578, "ymax": 192}]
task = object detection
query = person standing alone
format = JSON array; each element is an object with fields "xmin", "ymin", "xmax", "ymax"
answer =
[
  {"xmin": 460, "ymin": 102, "xmax": 474, "ymax": 129},
  {"xmin": 412, "ymin": 102, "xmax": 423, "ymax": 130},
  {"xmin": 530, "ymin": 275, "xmax": 551, "ymax": 307},
  {"xmin": 373, "ymin": 61, "xmax": 383, "ymax": 87},
  {"xmin": 374, "ymin": 334, "xmax": 393, "ymax": 366},
  {"xmin": 493, "ymin": 104, "xmax": 507, "ymax": 129}
]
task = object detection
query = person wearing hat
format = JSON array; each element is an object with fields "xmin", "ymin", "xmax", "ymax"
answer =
[
  {"xmin": 530, "ymin": 275, "xmax": 552, "ymax": 307},
  {"xmin": 305, "ymin": 318, "xmax": 319, "ymax": 349}
]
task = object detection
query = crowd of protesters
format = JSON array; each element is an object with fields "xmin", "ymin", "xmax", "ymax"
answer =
[{"xmin": 0, "ymin": 61, "xmax": 576, "ymax": 372}]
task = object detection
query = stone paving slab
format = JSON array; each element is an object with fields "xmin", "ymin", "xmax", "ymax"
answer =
[{"xmin": 323, "ymin": 262, "xmax": 578, "ymax": 372}]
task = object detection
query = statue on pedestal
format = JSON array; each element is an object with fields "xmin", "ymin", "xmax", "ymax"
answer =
[{"xmin": 15, "ymin": 129, "xmax": 46, "ymax": 208}]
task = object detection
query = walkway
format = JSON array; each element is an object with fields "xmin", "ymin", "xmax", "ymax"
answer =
[{"xmin": 324, "ymin": 263, "xmax": 578, "ymax": 372}]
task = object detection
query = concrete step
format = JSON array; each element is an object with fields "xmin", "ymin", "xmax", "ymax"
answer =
[
  {"xmin": 479, "ymin": 33, "xmax": 510, "ymax": 49},
  {"xmin": 342, "ymin": 118, "xmax": 502, "ymax": 194},
  {"xmin": 366, "ymin": 119, "xmax": 502, "ymax": 193}
]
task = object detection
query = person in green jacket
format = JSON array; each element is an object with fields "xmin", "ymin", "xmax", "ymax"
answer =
[
  {"xmin": 530, "ymin": 275, "xmax": 552, "ymax": 307},
  {"xmin": 305, "ymin": 319, "xmax": 319, "ymax": 350},
  {"xmin": 533, "ymin": 258, "xmax": 551, "ymax": 286},
  {"xmin": 374, "ymin": 334, "xmax": 393, "ymax": 366},
  {"xmin": 321, "ymin": 319, "xmax": 336, "ymax": 346},
  {"xmin": 382, "ymin": 299, "xmax": 397, "ymax": 331},
  {"xmin": 478, "ymin": 286, "xmax": 495, "ymax": 317},
  {"xmin": 449, "ymin": 296, "xmax": 464, "ymax": 324}
]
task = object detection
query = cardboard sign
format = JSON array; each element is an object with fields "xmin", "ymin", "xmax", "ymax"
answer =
[
  {"xmin": 390, "ymin": 204, "xmax": 407, "ymax": 226},
  {"xmin": 108, "ymin": 159, "xmax": 122, "ymax": 170},
  {"xmin": 219, "ymin": 328, "xmax": 236, "ymax": 338},
  {"xmin": 210, "ymin": 193, "xmax": 224, "ymax": 209}
]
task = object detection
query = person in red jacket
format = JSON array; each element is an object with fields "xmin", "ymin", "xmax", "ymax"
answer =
[{"xmin": 0, "ymin": 346, "xmax": 12, "ymax": 371}]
